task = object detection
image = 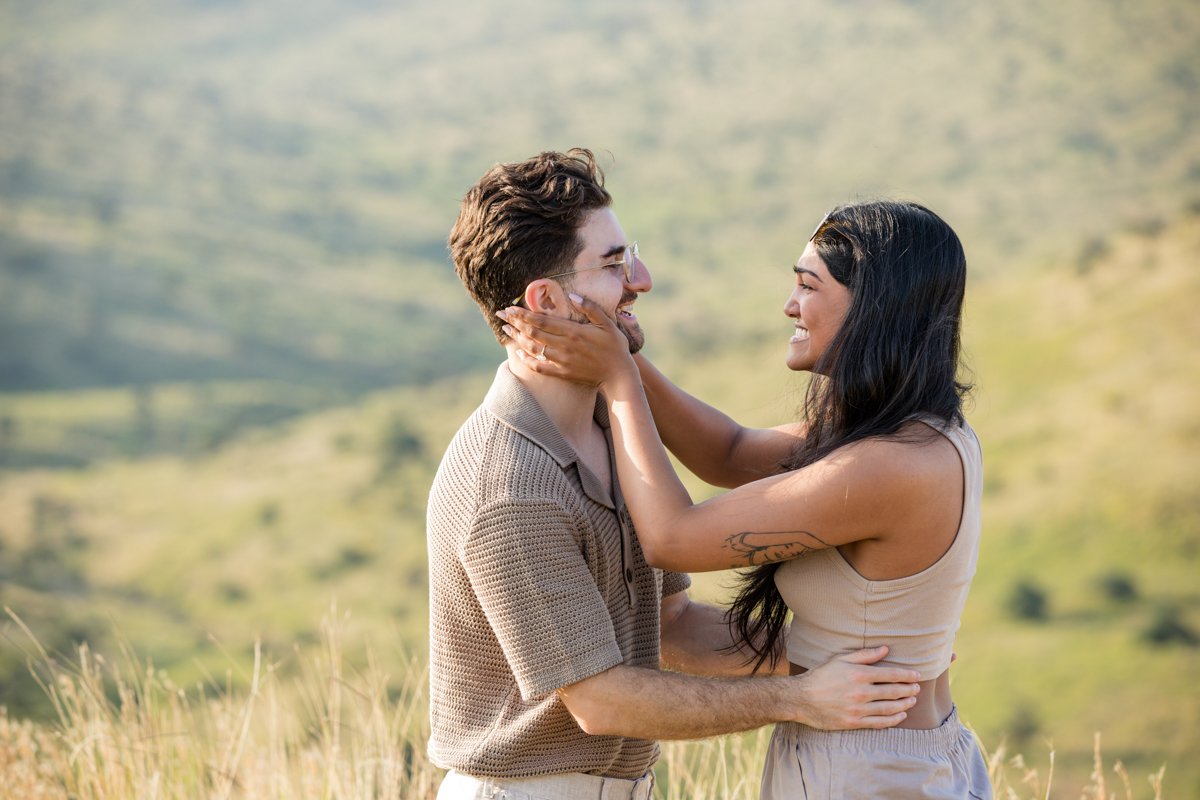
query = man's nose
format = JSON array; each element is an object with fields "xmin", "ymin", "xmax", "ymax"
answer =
[{"xmin": 627, "ymin": 256, "xmax": 653, "ymax": 293}]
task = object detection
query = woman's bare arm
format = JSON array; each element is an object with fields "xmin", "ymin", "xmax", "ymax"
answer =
[
  {"xmin": 636, "ymin": 354, "xmax": 807, "ymax": 488},
  {"xmin": 604, "ymin": 368, "xmax": 912, "ymax": 573}
]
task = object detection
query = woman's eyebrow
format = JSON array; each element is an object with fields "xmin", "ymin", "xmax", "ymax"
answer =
[{"xmin": 794, "ymin": 265, "xmax": 825, "ymax": 282}]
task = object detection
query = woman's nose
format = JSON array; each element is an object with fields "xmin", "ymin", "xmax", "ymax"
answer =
[{"xmin": 784, "ymin": 289, "xmax": 801, "ymax": 316}]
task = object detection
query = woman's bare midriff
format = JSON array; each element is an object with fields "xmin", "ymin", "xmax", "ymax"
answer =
[{"xmin": 789, "ymin": 662, "xmax": 953, "ymax": 730}]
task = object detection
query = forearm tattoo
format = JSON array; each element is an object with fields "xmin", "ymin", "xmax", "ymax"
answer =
[{"xmin": 725, "ymin": 530, "xmax": 831, "ymax": 566}]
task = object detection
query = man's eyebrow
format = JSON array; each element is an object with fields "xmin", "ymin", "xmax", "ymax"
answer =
[
  {"xmin": 794, "ymin": 265, "xmax": 825, "ymax": 283},
  {"xmin": 599, "ymin": 244, "xmax": 626, "ymax": 260}
]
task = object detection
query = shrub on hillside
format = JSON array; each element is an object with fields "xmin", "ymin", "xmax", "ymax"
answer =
[
  {"xmin": 1098, "ymin": 571, "xmax": 1139, "ymax": 603},
  {"xmin": 1142, "ymin": 605, "xmax": 1199, "ymax": 647},
  {"xmin": 1007, "ymin": 580, "xmax": 1049, "ymax": 621},
  {"xmin": 378, "ymin": 414, "xmax": 424, "ymax": 477}
]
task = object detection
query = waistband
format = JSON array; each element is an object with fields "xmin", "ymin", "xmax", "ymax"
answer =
[
  {"xmin": 441, "ymin": 769, "xmax": 655, "ymax": 800},
  {"xmin": 773, "ymin": 705, "xmax": 966, "ymax": 756}
]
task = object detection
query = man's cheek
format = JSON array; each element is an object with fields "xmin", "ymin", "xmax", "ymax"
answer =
[{"xmin": 620, "ymin": 320, "xmax": 645, "ymax": 354}]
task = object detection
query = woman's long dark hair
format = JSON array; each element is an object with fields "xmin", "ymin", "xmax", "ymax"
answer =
[{"xmin": 727, "ymin": 200, "xmax": 973, "ymax": 673}]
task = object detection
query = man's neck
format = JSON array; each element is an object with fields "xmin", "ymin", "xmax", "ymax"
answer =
[{"xmin": 504, "ymin": 350, "xmax": 599, "ymax": 448}]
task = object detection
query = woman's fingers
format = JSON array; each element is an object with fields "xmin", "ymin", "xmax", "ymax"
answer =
[
  {"xmin": 499, "ymin": 301, "xmax": 625, "ymax": 358},
  {"xmin": 566, "ymin": 293, "xmax": 617, "ymax": 328},
  {"xmin": 496, "ymin": 308, "xmax": 609, "ymax": 386},
  {"xmin": 500, "ymin": 315, "xmax": 586, "ymax": 369},
  {"xmin": 513, "ymin": 348, "xmax": 568, "ymax": 376},
  {"xmin": 497, "ymin": 297, "xmax": 638, "ymax": 389},
  {"xmin": 498, "ymin": 294, "xmax": 620, "ymax": 339},
  {"xmin": 501, "ymin": 322, "xmax": 548, "ymax": 359},
  {"xmin": 491, "ymin": 306, "xmax": 560, "ymax": 366},
  {"xmin": 497, "ymin": 306, "xmax": 588, "ymax": 339}
]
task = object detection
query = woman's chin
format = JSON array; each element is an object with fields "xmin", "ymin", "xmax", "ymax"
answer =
[
  {"xmin": 785, "ymin": 355, "xmax": 810, "ymax": 372},
  {"xmin": 785, "ymin": 344, "xmax": 811, "ymax": 372}
]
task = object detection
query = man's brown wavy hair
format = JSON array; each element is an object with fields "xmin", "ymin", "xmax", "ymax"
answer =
[{"xmin": 449, "ymin": 149, "xmax": 612, "ymax": 344}]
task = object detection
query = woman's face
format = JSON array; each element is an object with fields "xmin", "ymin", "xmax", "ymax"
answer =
[{"xmin": 784, "ymin": 240, "xmax": 852, "ymax": 373}]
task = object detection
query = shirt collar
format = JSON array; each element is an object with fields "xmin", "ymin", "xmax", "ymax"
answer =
[{"xmin": 483, "ymin": 363, "xmax": 616, "ymax": 509}]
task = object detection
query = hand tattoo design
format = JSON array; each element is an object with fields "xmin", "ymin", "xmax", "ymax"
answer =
[{"xmin": 726, "ymin": 530, "xmax": 832, "ymax": 566}]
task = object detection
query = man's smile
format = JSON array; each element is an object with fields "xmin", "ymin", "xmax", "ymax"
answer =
[{"xmin": 616, "ymin": 291, "xmax": 639, "ymax": 322}]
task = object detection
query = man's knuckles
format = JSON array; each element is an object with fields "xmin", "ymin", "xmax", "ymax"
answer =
[{"xmin": 847, "ymin": 667, "xmax": 874, "ymax": 684}]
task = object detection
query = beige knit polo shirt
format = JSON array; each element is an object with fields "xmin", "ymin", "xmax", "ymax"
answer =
[{"xmin": 427, "ymin": 363, "xmax": 691, "ymax": 780}]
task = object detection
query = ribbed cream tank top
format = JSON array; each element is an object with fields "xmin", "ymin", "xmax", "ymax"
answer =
[{"xmin": 774, "ymin": 418, "xmax": 982, "ymax": 681}]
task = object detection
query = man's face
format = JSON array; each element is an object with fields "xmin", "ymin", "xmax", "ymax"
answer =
[{"xmin": 562, "ymin": 207, "xmax": 653, "ymax": 353}]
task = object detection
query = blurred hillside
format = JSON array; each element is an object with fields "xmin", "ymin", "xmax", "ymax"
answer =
[
  {"xmin": 2, "ymin": 209, "xmax": 1197, "ymax": 796},
  {"xmin": 1, "ymin": 0, "xmax": 1197, "ymax": 391},
  {"xmin": 1, "ymin": 0, "xmax": 1199, "ymax": 797}
]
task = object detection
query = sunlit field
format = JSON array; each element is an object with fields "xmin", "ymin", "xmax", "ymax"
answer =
[{"xmin": 0, "ymin": 611, "xmax": 1170, "ymax": 800}]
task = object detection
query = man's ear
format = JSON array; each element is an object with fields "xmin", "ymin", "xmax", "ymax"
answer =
[{"xmin": 523, "ymin": 279, "xmax": 563, "ymax": 315}]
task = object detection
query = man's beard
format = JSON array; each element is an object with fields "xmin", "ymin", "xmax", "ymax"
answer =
[{"xmin": 569, "ymin": 290, "xmax": 645, "ymax": 354}]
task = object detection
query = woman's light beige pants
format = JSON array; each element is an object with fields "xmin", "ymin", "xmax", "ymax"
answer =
[{"xmin": 760, "ymin": 706, "xmax": 992, "ymax": 799}]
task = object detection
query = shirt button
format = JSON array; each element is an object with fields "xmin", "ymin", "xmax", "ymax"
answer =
[{"xmin": 625, "ymin": 568, "xmax": 633, "ymax": 583}]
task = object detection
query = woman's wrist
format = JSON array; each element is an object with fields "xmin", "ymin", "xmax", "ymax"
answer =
[{"xmin": 599, "ymin": 358, "xmax": 643, "ymax": 399}]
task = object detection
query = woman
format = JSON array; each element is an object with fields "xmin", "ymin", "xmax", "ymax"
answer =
[{"xmin": 499, "ymin": 201, "xmax": 991, "ymax": 799}]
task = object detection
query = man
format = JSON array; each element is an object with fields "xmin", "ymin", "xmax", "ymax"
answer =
[{"xmin": 427, "ymin": 149, "xmax": 920, "ymax": 800}]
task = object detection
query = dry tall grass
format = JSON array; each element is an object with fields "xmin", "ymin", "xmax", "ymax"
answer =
[
  {"xmin": 0, "ymin": 608, "xmax": 1168, "ymax": 800},
  {"xmin": 0, "ymin": 607, "xmax": 439, "ymax": 800}
]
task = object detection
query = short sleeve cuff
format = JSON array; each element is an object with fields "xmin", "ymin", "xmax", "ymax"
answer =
[
  {"xmin": 517, "ymin": 639, "xmax": 625, "ymax": 700},
  {"xmin": 662, "ymin": 570, "xmax": 691, "ymax": 597}
]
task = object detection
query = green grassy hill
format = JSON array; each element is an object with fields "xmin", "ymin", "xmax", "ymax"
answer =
[
  {"xmin": 2, "ymin": 211, "xmax": 1198, "ymax": 795},
  {"xmin": 0, "ymin": 374, "xmax": 492, "ymax": 714},
  {"xmin": 1, "ymin": 0, "xmax": 1197, "ymax": 389},
  {"xmin": 955, "ymin": 210, "xmax": 1200, "ymax": 791}
]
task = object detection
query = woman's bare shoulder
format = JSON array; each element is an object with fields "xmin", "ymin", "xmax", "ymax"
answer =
[{"xmin": 821, "ymin": 423, "xmax": 962, "ymax": 502}]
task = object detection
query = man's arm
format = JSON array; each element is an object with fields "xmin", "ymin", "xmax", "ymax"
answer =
[
  {"xmin": 556, "ymin": 646, "xmax": 919, "ymax": 741},
  {"xmin": 659, "ymin": 590, "xmax": 788, "ymax": 678}
]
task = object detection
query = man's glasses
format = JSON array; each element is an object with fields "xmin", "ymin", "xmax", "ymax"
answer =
[{"xmin": 511, "ymin": 242, "xmax": 638, "ymax": 305}]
